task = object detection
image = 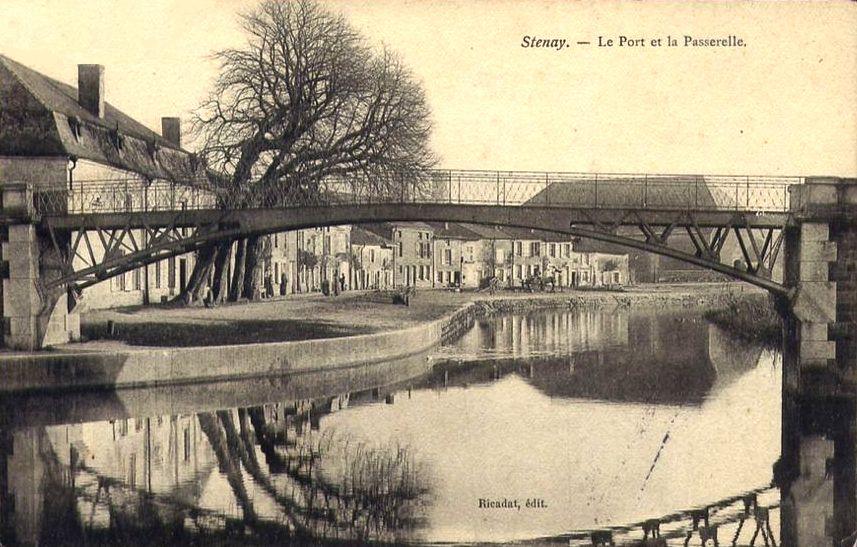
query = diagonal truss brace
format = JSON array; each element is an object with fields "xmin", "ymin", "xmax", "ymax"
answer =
[{"xmin": 41, "ymin": 210, "xmax": 238, "ymax": 292}]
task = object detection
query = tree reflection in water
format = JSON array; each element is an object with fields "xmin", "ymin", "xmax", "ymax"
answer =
[{"xmin": 0, "ymin": 401, "xmax": 431, "ymax": 546}]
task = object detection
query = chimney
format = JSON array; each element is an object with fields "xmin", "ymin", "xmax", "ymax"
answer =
[
  {"xmin": 161, "ymin": 117, "xmax": 182, "ymax": 147},
  {"xmin": 77, "ymin": 64, "xmax": 105, "ymax": 118}
]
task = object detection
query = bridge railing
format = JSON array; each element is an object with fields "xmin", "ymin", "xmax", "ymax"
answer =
[
  {"xmin": 34, "ymin": 179, "xmax": 221, "ymax": 215},
  {"xmin": 33, "ymin": 170, "xmax": 799, "ymax": 216}
]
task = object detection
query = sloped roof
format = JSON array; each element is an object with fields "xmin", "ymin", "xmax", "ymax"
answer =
[
  {"xmin": 458, "ymin": 223, "xmax": 512, "ymax": 240},
  {"xmin": 524, "ymin": 176, "xmax": 727, "ymax": 209},
  {"xmin": 425, "ymin": 222, "xmax": 481, "ymax": 240},
  {"xmin": 0, "ymin": 55, "xmax": 202, "ymax": 180},
  {"xmin": 351, "ymin": 226, "xmax": 391, "ymax": 246}
]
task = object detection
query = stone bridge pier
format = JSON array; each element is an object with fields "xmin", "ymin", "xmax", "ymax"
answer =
[
  {"xmin": 780, "ymin": 177, "xmax": 857, "ymax": 546},
  {"xmin": 1, "ymin": 182, "xmax": 79, "ymax": 350}
]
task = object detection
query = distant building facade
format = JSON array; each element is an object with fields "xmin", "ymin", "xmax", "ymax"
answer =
[{"xmin": 350, "ymin": 227, "xmax": 393, "ymax": 290}]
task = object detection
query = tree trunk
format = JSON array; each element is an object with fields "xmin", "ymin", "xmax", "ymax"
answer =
[
  {"xmin": 242, "ymin": 235, "xmax": 263, "ymax": 300},
  {"xmin": 211, "ymin": 241, "xmax": 233, "ymax": 303},
  {"xmin": 177, "ymin": 244, "xmax": 217, "ymax": 305},
  {"xmin": 228, "ymin": 238, "xmax": 247, "ymax": 302}
]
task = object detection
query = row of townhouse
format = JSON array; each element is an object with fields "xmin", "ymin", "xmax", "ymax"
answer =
[
  {"xmin": 348, "ymin": 222, "xmax": 629, "ymax": 290},
  {"xmin": 261, "ymin": 220, "xmax": 630, "ymax": 295}
]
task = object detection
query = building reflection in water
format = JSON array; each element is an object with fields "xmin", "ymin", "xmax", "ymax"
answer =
[
  {"xmin": 0, "ymin": 307, "xmax": 854, "ymax": 545},
  {"xmin": 0, "ymin": 396, "xmax": 430, "ymax": 546}
]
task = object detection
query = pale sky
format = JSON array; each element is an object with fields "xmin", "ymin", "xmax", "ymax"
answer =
[{"xmin": 1, "ymin": 1, "xmax": 855, "ymax": 176}]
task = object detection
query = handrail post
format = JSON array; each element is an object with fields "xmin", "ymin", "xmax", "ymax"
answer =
[
  {"xmin": 746, "ymin": 176, "xmax": 750, "ymax": 209},
  {"xmin": 694, "ymin": 176, "xmax": 699, "ymax": 208},
  {"xmin": 496, "ymin": 172, "xmax": 500, "ymax": 205},
  {"xmin": 594, "ymin": 173, "xmax": 598, "ymax": 208},
  {"xmin": 643, "ymin": 174, "xmax": 648, "ymax": 207},
  {"xmin": 735, "ymin": 182, "xmax": 739, "ymax": 211}
]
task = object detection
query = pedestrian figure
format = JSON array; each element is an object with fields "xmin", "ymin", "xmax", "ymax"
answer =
[
  {"xmin": 264, "ymin": 273, "xmax": 274, "ymax": 298},
  {"xmin": 339, "ymin": 273, "xmax": 346, "ymax": 292}
]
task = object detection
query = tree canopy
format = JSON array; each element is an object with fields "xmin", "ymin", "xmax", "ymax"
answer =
[
  {"xmin": 194, "ymin": 0, "xmax": 436, "ymax": 206},
  {"xmin": 180, "ymin": 0, "xmax": 436, "ymax": 304}
]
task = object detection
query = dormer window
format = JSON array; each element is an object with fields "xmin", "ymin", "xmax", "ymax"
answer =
[
  {"xmin": 146, "ymin": 138, "xmax": 160, "ymax": 159},
  {"xmin": 108, "ymin": 126, "xmax": 124, "ymax": 152},
  {"xmin": 67, "ymin": 116, "xmax": 82, "ymax": 140}
]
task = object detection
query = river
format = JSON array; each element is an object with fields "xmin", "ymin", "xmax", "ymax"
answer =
[{"xmin": 0, "ymin": 306, "xmax": 788, "ymax": 545}]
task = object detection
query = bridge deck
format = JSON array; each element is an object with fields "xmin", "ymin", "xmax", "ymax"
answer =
[{"xmin": 43, "ymin": 203, "xmax": 793, "ymax": 232}]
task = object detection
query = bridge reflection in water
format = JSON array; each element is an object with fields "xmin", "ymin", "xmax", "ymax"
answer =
[{"xmin": 0, "ymin": 308, "xmax": 851, "ymax": 545}]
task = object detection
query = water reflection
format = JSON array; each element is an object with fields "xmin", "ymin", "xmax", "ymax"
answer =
[
  {"xmin": 435, "ymin": 309, "xmax": 763, "ymax": 404},
  {"xmin": 0, "ymin": 307, "xmax": 850, "ymax": 545},
  {"xmin": 0, "ymin": 402, "xmax": 430, "ymax": 545}
]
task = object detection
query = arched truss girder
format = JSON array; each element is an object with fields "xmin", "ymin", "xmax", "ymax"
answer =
[{"xmin": 39, "ymin": 204, "xmax": 792, "ymax": 299}]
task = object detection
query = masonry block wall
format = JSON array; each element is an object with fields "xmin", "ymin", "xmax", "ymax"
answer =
[
  {"xmin": 829, "ymin": 219, "xmax": 857, "ymax": 381},
  {"xmin": 781, "ymin": 178, "xmax": 857, "ymax": 546}
]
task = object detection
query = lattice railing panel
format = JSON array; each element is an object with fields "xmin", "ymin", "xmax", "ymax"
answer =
[{"xmin": 33, "ymin": 170, "xmax": 800, "ymax": 216}]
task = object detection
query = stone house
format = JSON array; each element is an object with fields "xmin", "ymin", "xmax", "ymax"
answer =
[
  {"xmin": 457, "ymin": 224, "xmax": 513, "ymax": 288},
  {"xmin": 350, "ymin": 226, "xmax": 393, "ymax": 290},
  {"xmin": 427, "ymin": 222, "xmax": 478, "ymax": 287},
  {"xmin": 365, "ymin": 222, "xmax": 434, "ymax": 288},
  {"xmin": 0, "ymin": 56, "xmax": 214, "ymax": 346}
]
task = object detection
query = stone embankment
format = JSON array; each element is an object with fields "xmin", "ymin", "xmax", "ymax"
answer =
[{"xmin": 0, "ymin": 284, "xmax": 761, "ymax": 394}]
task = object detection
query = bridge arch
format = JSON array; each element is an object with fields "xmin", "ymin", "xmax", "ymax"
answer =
[{"xmin": 47, "ymin": 203, "xmax": 789, "ymax": 297}]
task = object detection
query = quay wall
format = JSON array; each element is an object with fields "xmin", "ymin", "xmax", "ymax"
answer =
[{"xmin": 0, "ymin": 286, "xmax": 762, "ymax": 394}]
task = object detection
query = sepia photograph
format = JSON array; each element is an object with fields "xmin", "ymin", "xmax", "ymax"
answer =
[{"xmin": 0, "ymin": 1, "xmax": 855, "ymax": 545}]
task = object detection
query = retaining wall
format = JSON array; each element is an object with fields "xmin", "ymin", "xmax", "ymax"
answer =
[{"xmin": 0, "ymin": 285, "xmax": 760, "ymax": 394}]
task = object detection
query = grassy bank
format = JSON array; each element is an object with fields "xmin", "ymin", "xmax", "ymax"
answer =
[{"xmin": 702, "ymin": 294, "xmax": 782, "ymax": 347}]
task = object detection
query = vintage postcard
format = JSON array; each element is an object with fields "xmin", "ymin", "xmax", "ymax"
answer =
[{"xmin": 0, "ymin": 1, "xmax": 855, "ymax": 546}]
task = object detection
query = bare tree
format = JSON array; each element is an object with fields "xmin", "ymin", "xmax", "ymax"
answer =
[{"xmin": 178, "ymin": 0, "xmax": 436, "ymax": 304}]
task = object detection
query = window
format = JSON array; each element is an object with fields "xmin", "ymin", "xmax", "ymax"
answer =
[
  {"xmin": 274, "ymin": 234, "xmax": 279, "ymax": 248},
  {"xmin": 438, "ymin": 272, "xmax": 444, "ymax": 283},
  {"xmin": 564, "ymin": 244, "xmax": 571, "ymax": 258},
  {"xmin": 514, "ymin": 241, "xmax": 522, "ymax": 256},
  {"xmin": 443, "ymin": 249, "xmax": 452, "ymax": 265},
  {"xmin": 531, "ymin": 242, "xmax": 541, "ymax": 257},
  {"xmin": 398, "ymin": 242, "xmax": 403, "ymax": 257},
  {"xmin": 419, "ymin": 242, "xmax": 431, "ymax": 259},
  {"xmin": 155, "ymin": 260, "xmax": 161, "ymax": 289},
  {"xmin": 184, "ymin": 428, "xmax": 191, "ymax": 461},
  {"xmin": 550, "ymin": 243, "xmax": 556, "ymax": 258},
  {"xmin": 168, "ymin": 257, "xmax": 176, "ymax": 289},
  {"xmin": 370, "ymin": 249, "xmax": 375, "ymax": 263},
  {"xmin": 133, "ymin": 268, "xmax": 141, "ymax": 291},
  {"xmin": 516, "ymin": 265, "xmax": 523, "ymax": 279}
]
